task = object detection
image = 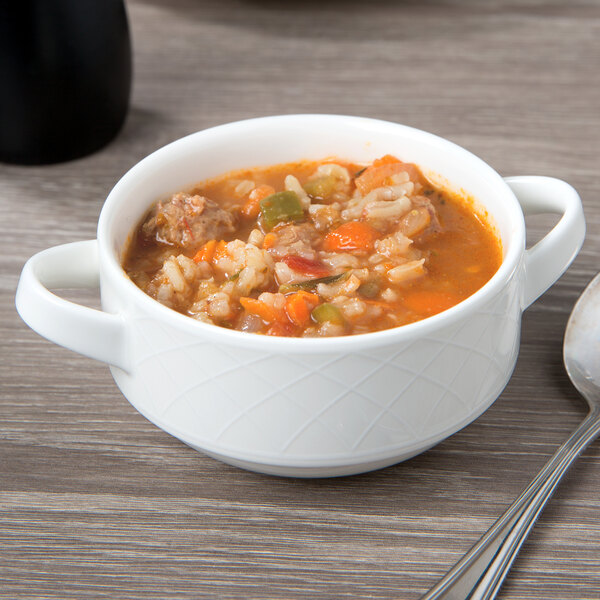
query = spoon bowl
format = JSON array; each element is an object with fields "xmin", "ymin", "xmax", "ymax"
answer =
[{"xmin": 565, "ymin": 273, "xmax": 600, "ymax": 404}]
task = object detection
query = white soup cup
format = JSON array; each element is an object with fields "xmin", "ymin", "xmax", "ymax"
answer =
[{"xmin": 16, "ymin": 115, "xmax": 585, "ymax": 477}]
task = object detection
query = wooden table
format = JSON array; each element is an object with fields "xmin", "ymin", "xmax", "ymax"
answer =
[{"xmin": 2, "ymin": 1, "xmax": 599, "ymax": 598}]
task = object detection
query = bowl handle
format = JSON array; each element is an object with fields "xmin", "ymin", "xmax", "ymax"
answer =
[
  {"xmin": 504, "ymin": 176, "xmax": 585, "ymax": 309},
  {"xmin": 15, "ymin": 240, "xmax": 130, "ymax": 372}
]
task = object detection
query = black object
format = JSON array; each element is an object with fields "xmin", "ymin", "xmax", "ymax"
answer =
[{"xmin": 0, "ymin": 0, "xmax": 131, "ymax": 165}]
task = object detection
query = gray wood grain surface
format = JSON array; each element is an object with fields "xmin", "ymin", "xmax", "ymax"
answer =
[{"xmin": 2, "ymin": 1, "xmax": 599, "ymax": 598}]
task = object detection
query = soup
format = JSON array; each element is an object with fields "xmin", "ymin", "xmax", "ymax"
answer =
[{"xmin": 123, "ymin": 156, "xmax": 502, "ymax": 337}]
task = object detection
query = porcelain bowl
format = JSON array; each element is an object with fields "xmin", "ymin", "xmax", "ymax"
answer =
[{"xmin": 16, "ymin": 115, "xmax": 585, "ymax": 476}]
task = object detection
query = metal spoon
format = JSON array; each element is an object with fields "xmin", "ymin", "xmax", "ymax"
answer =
[{"xmin": 421, "ymin": 273, "xmax": 600, "ymax": 600}]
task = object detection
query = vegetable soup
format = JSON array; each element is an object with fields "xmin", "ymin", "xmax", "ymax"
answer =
[{"xmin": 123, "ymin": 156, "xmax": 502, "ymax": 337}]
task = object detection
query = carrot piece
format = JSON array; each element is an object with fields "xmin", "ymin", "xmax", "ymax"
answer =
[
  {"xmin": 263, "ymin": 232, "xmax": 278, "ymax": 249},
  {"xmin": 402, "ymin": 290, "xmax": 461, "ymax": 316},
  {"xmin": 241, "ymin": 197, "xmax": 260, "ymax": 219},
  {"xmin": 240, "ymin": 297, "xmax": 284, "ymax": 324},
  {"xmin": 323, "ymin": 221, "xmax": 380, "ymax": 253},
  {"xmin": 285, "ymin": 291, "xmax": 319, "ymax": 327},
  {"xmin": 372, "ymin": 154, "xmax": 402, "ymax": 168},
  {"xmin": 242, "ymin": 184, "xmax": 276, "ymax": 219},
  {"xmin": 302, "ymin": 291, "xmax": 320, "ymax": 304},
  {"xmin": 355, "ymin": 154, "xmax": 408, "ymax": 195},
  {"xmin": 193, "ymin": 239, "xmax": 217, "ymax": 263},
  {"xmin": 212, "ymin": 240, "xmax": 228, "ymax": 261}
]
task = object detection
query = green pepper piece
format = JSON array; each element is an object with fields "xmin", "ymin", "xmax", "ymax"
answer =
[
  {"xmin": 278, "ymin": 284, "xmax": 296, "ymax": 294},
  {"xmin": 311, "ymin": 303, "xmax": 345, "ymax": 325},
  {"xmin": 278, "ymin": 271, "xmax": 350, "ymax": 294},
  {"xmin": 260, "ymin": 191, "xmax": 304, "ymax": 229},
  {"xmin": 357, "ymin": 281, "xmax": 380, "ymax": 299},
  {"xmin": 303, "ymin": 175, "xmax": 338, "ymax": 200}
]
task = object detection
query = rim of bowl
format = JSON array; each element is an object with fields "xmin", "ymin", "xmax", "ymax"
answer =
[{"xmin": 98, "ymin": 114, "xmax": 524, "ymax": 353}]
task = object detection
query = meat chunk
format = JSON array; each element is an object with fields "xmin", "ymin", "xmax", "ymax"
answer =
[
  {"xmin": 142, "ymin": 192, "xmax": 236, "ymax": 251},
  {"xmin": 267, "ymin": 223, "xmax": 320, "ymax": 260},
  {"xmin": 401, "ymin": 195, "xmax": 442, "ymax": 236}
]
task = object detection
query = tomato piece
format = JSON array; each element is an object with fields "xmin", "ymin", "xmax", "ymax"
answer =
[{"xmin": 281, "ymin": 254, "xmax": 330, "ymax": 277}]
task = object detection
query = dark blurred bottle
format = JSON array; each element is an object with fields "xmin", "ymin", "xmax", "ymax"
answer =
[{"xmin": 0, "ymin": 0, "xmax": 131, "ymax": 165}]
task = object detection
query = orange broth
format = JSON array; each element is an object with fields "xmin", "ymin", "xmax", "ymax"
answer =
[{"xmin": 124, "ymin": 158, "xmax": 502, "ymax": 335}]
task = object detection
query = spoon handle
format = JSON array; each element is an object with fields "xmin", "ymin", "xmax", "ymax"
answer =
[{"xmin": 420, "ymin": 409, "xmax": 600, "ymax": 600}]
